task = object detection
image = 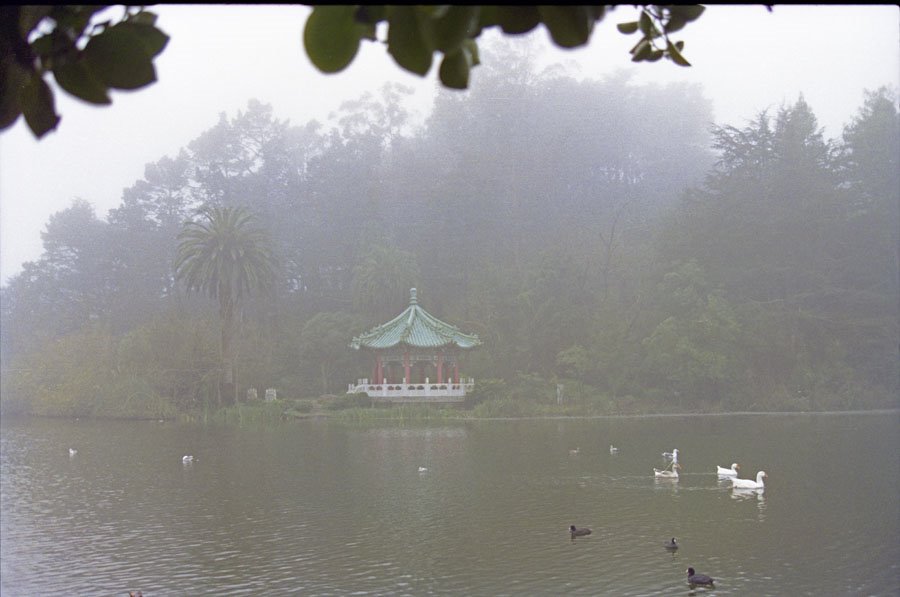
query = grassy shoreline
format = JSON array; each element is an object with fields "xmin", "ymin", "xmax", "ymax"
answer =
[
  {"xmin": 98, "ymin": 400, "xmax": 900, "ymax": 425},
  {"xmin": 3, "ymin": 390, "xmax": 897, "ymax": 424}
]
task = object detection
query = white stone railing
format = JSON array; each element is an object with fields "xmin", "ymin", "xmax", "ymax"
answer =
[{"xmin": 347, "ymin": 378, "xmax": 475, "ymax": 401}]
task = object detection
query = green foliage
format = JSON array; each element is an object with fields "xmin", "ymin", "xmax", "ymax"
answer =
[
  {"xmin": 617, "ymin": 5, "xmax": 704, "ymax": 65},
  {"xmin": 471, "ymin": 397, "xmax": 527, "ymax": 418},
  {"xmin": 556, "ymin": 345, "xmax": 592, "ymax": 381},
  {"xmin": 215, "ymin": 400, "xmax": 288, "ymax": 424},
  {"xmin": 1, "ymin": 6, "xmax": 168, "ymax": 138},
  {"xmin": 291, "ymin": 400, "xmax": 316, "ymax": 414},
  {"xmin": 1, "ymin": 325, "xmax": 177, "ymax": 418},
  {"xmin": 299, "ymin": 311, "xmax": 367, "ymax": 395},
  {"xmin": 175, "ymin": 205, "xmax": 278, "ymax": 308},
  {"xmin": 329, "ymin": 403, "xmax": 464, "ymax": 422},
  {"xmin": 3, "ymin": 5, "xmax": 704, "ymax": 139},
  {"xmin": 303, "ymin": 6, "xmax": 372, "ymax": 73},
  {"xmin": 175, "ymin": 205, "xmax": 278, "ymax": 404},
  {"xmin": 464, "ymin": 378, "xmax": 508, "ymax": 406},
  {"xmin": 648, "ymin": 96, "xmax": 899, "ymax": 408},
  {"xmin": 304, "ymin": 5, "xmax": 703, "ymax": 89},
  {"xmin": 323, "ymin": 393, "xmax": 373, "ymax": 411},
  {"xmin": 351, "ymin": 244, "xmax": 420, "ymax": 321},
  {"xmin": 116, "ymin": 312, "xmax": 220, "ymax": 411}
]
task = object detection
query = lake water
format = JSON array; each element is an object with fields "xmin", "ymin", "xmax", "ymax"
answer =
[{"xmin": 1, "ymin": 412, "xmax": 898, "ymax": 596}]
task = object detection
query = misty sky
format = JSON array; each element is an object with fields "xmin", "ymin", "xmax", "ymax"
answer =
[{"xmin": 1, "ymin": 4, "xmax": 898, "ymax": 284}]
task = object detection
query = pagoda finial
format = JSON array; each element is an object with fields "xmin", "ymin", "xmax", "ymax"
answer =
[{"xmin": 409, "ymin": 288, "xmax": 418, "ymax": 305}]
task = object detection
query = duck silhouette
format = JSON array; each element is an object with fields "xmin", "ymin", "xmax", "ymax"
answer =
[
  {"xmin": 686, "ymin": 567, "xmax": 715, "ymax": 588},
  {"xmin": 569, "ymin": 525, "xmax": 592, "ymax": 540},
  {"xmin": 665, "ymin": 537, "xmax": 679, "ymax": 551}
]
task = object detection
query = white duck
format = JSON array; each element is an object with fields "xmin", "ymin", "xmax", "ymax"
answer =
[
  {"xmin": 731, "ymin": 471, "xmax": 767, "ymax": 489},
  {"xmin": 609, "ymin": 445, "xmax": 619, "ymax": 454},
  {"xmin": 716, "ymin": 463, "xmax": 740, "ymax": 477},
  {"xmin": 654, "ymin": 463, "xmax": 681, "ymax": 479},
  {"xmin": 182, "ymin": 455, "xmax": 194, "ymax": 464}
]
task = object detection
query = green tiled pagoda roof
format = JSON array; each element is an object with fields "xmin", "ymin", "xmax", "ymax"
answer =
[{"xmin": 350, "ymin": 288, "xmax": 481, "ymax": 350}]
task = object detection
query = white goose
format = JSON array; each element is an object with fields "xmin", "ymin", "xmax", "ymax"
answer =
[
  {"xmin": 654, "ymin": 463, "xmax": 681, "ymax": 479},
  {"xmin": 716, "ymin": 463, "xmax": 740, "ymax": 477},
  {"xmin": 731, "ymin": 471, "xmax": 767, "ymax": 489}
]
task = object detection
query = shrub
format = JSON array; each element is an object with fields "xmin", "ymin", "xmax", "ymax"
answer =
[{"xmin": 324, "ymin": 393, "xmax": 372, "ymax": 411}]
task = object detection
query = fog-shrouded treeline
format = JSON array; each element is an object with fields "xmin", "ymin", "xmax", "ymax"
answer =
[{"xmin": 2, "ymin": 41, "xmax": 897, "ymax": 417}]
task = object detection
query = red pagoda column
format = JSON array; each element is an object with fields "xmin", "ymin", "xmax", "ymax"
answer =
[
  {"xmin": 454, "ymin": 361, "xmax": 459, "ymax": 384},
  {"xmin": 436, "ymin": 354, "xmax": 444, "ymax": 384},
  {"xmin": 375, "ymin": 354, "xmax": 383, "ymax": 384},
  {"xmin": 403, "ymin": 351, "xmax": 411, "ymax": 384}
]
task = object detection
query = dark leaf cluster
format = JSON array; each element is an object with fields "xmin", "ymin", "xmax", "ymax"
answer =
[{"xmin": 0, "ymin": 5, "xmax": 168, "ymax": 138}]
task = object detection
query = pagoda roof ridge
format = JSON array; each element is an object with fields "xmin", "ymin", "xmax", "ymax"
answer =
[{"xmin": 350, "ymin": 288, "xmax": 481, "ymax": 351}]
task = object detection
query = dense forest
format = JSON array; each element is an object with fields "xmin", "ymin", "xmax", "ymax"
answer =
[{"xmin": 2, "ymin": 42, "xmax": 897, "ymax": 418}]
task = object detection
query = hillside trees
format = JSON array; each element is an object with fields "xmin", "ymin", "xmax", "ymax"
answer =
[
  {"xmin": 650, "ymin": 94, "xmax": 899, "ymax": 407},
  {"xmin": 1, "ymin": 200, "xmax": 113, "ymax": 358},
  {"xmin": 2, "ymin": 60, "xmax": 896, "ymax": 415}
]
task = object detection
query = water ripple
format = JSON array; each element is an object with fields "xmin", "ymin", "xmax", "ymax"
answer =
[{"xmin": 3, "ymin": 415, "xmax": 899, "ymax": 595}]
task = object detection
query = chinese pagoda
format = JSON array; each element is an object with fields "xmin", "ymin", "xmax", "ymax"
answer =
[{"xmin": 348, "ymin": 288, "xmax": 481, "ymax": 402}]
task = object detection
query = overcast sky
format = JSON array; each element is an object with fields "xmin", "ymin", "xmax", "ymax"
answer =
[{"xmin": 1, "ymin": 5, "xmax": 898, "ymax": 284}]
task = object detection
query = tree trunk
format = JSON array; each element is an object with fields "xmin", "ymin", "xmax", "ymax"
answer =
[{"xmin": 220, "ymin": 294, "xmax": 236, "ymax": 406}]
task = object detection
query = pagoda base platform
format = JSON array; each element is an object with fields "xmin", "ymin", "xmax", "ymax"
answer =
[{"xmin": 347, "ymin": 380, "xmax": 474, "ymax": 403}]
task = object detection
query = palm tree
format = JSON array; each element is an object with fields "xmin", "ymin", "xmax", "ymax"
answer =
[{"xmin": 174, "ymin": 205, "xmax": 277, "ymax": 405}]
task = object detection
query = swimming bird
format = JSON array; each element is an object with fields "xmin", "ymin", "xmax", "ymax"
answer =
[
  {"xmin": 609, "ymin": 445, "xmax": 619, "ymax": 454},
  {"xmin": 182, "ymin": 455, "xmax": 194, "ymax": 464},
  {"xmin": 654, "ymin": 463, "xmax": 681, "ymax": 479},
  {"xmin": 68, "ymin": 448, "xmax": 77, "ymax": 457},
  {"xmin": 686, "ymin": 567, "xmax": 715, "ymax": 588},
  {"xmin": 665, "ymin": 537, "xmax": 679, "ymax": 551},
  {"xmin": 569, "ymin": 447, "xmax": 580, "ymax": 455},
  {"xmin": 716, "ymin": 463, "xmax": 740, "ymax": 477},
  {"xmin": 418, "ymin": 466, "xmax": 428, "ymax": 473},
  {"xmin": 569, "ymin": 525, "xmax": 592, "ymax": 540},
  {"xmin": 731, "ymin": 470, "xmax": 767, "ymax": 489},
  {"xmin": 662, "ymin": 448, "xmax": 679, "ymax": 463}
]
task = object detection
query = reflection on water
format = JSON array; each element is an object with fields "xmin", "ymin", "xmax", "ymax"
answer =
[
  {"xmin": 730, "ymin": 487, "xmax": 767, "ymax": 521},
  {"xmin": 2, "ymin": 412, "xmax": 899, "ymax": 596}
]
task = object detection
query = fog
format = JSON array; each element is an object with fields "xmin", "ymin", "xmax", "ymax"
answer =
[{"xmin": 1, "ymin": 5, "xmax": 897, "ymax": 283}]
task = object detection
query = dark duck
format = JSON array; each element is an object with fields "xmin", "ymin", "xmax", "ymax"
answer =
[
  {"xmin": 569, "ymin": 525, "xmax": 592, "ymax": 540},
  {"xmin": 686, "ymin": 567, "xmax": 715, "ymax": 588}
]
